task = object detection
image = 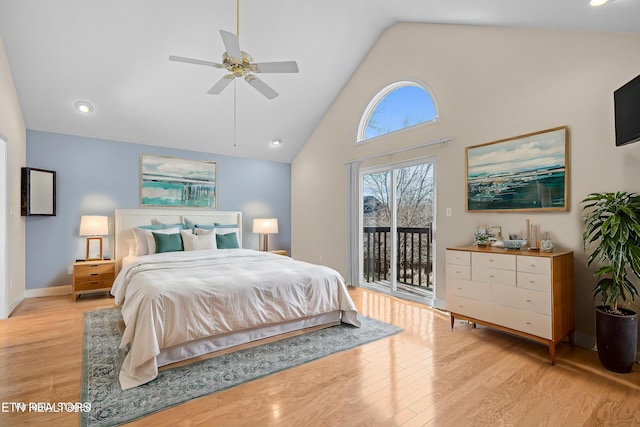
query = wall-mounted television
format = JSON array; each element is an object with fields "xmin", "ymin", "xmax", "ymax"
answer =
[{"xmin": 614, "ymin": 73, "xmax": 640, "ymax": 147}]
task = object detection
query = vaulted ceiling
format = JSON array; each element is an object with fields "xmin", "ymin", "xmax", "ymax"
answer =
[{"xmin": 1, "ymin": 0, "xmax": 639, "ymax": 163}]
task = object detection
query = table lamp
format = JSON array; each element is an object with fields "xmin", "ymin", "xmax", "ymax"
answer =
[
  {"xmin": 79, "ymin": 215, "xmax": 109, "ymax": 260},
  {"xmin": 253, "ymin": 218, "xmax": 278, "ymax": 251}
]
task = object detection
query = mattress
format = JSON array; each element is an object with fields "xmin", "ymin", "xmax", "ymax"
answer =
[{"xmin": 111, "ymin": 248, "xmax": 360, "ymax": 389}]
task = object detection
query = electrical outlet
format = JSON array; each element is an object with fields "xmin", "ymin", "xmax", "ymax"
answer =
[
  {"xmin": 67, "ymin": 265, "xmax": 73, "ymax": 275},
  {"xmin": 446, "ymin": 207, "xmax": 452, "ymax": 217},
  {"xmin": 9, "ymin": 279, "xmax": 13, "ymax": 289}
]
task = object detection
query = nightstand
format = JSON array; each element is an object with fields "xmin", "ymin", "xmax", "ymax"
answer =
[
  {"xmin": 72, "ymin": 259, "xmax": 115, "ymax": 300},
  {"xmin": 269, "ymin": 250, "xmax": 287, "ymax": 256}
]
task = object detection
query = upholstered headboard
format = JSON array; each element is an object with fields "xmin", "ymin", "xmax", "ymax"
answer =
[{"xmin": 114, "ymin": 208, "xmax": 242, "ymax": 271}]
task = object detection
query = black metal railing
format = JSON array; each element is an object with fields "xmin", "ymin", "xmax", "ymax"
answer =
[{"xmin": 363, "ymin": 225, "xmax": 433, "ymax": 289}]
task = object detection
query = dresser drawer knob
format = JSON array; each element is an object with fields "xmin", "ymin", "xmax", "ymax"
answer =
[{"xmin": 526, "ymin": 299, "xmax": 532, "ymax": 303}]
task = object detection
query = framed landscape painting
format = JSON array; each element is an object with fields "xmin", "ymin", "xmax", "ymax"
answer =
[
  {"xmin": 141, "ymin": 155, "xmax": 217, "ymax": 208},
  {"xmin": 466, "ymin": 126, "xmax": 569, "ymax": 212}
]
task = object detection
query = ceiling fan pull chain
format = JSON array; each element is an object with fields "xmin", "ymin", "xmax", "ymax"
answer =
[{"xmin": 233, "ymin": 79, "xmax": 237, "ymax": 147}]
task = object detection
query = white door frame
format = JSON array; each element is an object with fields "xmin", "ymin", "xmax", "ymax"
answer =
[
  {"xmin": 358, "ymin": 156, "xmax": 436, "ymax": 305},
  {"xmin": 0, "ymin": 133, "xmax": 8, "ymax": 319}
]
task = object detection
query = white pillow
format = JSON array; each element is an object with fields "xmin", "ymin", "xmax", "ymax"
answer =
[
  {"xmin": 180, "ymin": 229, "xmax": 216, "ymax": 251},
  {"xmin": 145, "ymin": 227, "xmax": 182, "ymax": 254},
  {"xmin": 194, "ymin": 227, "xmax": 214, "ymax": 236},
  {"xmin": 132, "ymin": 228, "xmax": 150, "ymax": 256},
  {"xmin": 126, "ymin": 238, "xmax": 136, "ymax": 257}
]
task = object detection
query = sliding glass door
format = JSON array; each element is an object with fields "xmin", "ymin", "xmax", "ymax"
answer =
[{"xmin": 360, "ymin": 158, "xmax": 435, "ymax": 304}]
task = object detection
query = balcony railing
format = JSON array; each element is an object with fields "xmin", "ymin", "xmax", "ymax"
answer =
[{"xmin": 363, "ymin": 225, "xmax": 433, "ymax": 290}]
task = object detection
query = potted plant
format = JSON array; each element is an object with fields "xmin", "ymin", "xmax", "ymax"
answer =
[
  {"xmin": 582, "ymin": 191, "xmax": 640, "ymax": 373},
  {"xmin": 473, "ymin": 226, "xmax": 495, "ymax": 247}
]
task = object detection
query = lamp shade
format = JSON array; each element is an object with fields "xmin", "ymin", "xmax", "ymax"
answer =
[
  {"xmin": 253, "ymin": 218, "xmax": 278, "ymax": 234},
  {"xmin": 79, "ymin": 215, "xmax": 109, "ymax": 236}
]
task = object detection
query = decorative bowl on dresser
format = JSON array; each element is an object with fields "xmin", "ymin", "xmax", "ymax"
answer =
[
  {"xmin": 446, "ymin": 245, "xmax": 574, "ymax": 364},
  {"xmin": 72, "ymin": 259, "xmax": 115, "ymax": 300}
]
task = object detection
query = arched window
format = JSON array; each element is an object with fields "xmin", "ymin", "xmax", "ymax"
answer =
[{"xmin": 357, "ymin": 81, "xmax": 438, "ymax": 143}]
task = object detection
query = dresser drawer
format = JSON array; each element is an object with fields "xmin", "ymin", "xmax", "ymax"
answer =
[
  {"xmin": 472, "ymin": 267, "xmax": 516, "ymax": 287},
  {"xmin": 491, "ymin": 284, "xmax": 551, "ymax": 315},
  {"xmin": 447, "ymin": 294, "xmax": 490, "ymax": 320},
  {"xmin": 448, "ymin": 278, "xmax": 490, "ymax": 300},
  {"xmin": 517, "ymin": 256, "xmax": 551, "ymax": 275},
  {"xmin": 517, "ymin": 271, "xmax": 551, "ymax": 292},
  {"xmin": 491, "ymin": 304, "xmax": 552, "ymax": 339},
  {"xmin": 446, "ymin": 263, "xmax": 471, "ymax": 280},
  {"xmin": 446, "ymin": 250, "xmax": 470, "ymax": 266},
  {"xmin": 473, "ymin": 252, "xmax": 515, "ymax": 271}
]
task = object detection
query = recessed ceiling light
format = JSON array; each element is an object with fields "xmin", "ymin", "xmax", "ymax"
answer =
[
  {"xmin": 271, "ymin": 139, "xmax": 282, "ymax": 146},
  {"xmin": 74, "ymin": 101, "xmax": 94, "ymax": 113},
  {"xmin": 590, "ymin": 0, "xmax": 611, "ymax": 6}
]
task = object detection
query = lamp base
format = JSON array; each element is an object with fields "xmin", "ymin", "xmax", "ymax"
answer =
[
  {"xmin": 258, "ymin": 234, "xmax": 270, "ymax": 252},
  {"xmin": 85, "ymin": 237, "xmax": 104, "ymax": 261}
]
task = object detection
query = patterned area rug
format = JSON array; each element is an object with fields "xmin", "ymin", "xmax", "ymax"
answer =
[{"xmin": 81, "ymin": 307, "xmax": 403, "ymax": 426}]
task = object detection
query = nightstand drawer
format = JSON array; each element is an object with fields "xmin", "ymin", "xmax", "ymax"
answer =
[
  {"xmin": 74, "ymin": 280, "xmax": 113, "ymax": 292},
  {"xmin": 74, "ymin": 263, "xmax": 114, "ymax": 280}
]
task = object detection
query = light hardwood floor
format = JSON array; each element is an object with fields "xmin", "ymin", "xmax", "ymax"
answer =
[{"xmin": 1, "ymin": 288, "xmax": 639, "ymax": 426}]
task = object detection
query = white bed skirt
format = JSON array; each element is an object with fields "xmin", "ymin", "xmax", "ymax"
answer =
[{"xmin": 156, "ymin": 310, "xmax": 342, "ymax": 367}]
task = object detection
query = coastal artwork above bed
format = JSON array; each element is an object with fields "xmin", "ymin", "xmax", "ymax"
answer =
[
  {"xmin": 140, "ymin": 154, "xmax": 217, "ymax": 208},
  {"xmin": 466, "ymin": 126, "xmax": 569, "ymax": 212}
]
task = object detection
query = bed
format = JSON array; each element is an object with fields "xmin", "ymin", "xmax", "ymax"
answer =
[{"xmin": 112, "ymin": 208, "xmax": 360, "ymax": 390}]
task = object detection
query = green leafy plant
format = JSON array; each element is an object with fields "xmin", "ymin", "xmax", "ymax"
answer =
[
  {"xmin": 582, "ymin": 191, "xmax": 640, "ymax": 313},
  {"xmin": 473, "ymin": 226, "xmax": 495, "ymax": 243}
]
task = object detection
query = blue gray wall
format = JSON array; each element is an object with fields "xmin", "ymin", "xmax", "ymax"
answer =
[{"xmin": 26, "ymin": 130, "xmax": 291, "ymax": 290}]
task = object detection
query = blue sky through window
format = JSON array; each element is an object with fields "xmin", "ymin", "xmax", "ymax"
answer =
[{"xmin": 364, "ymin": 85, "xmax": 436, "ymax": 140}]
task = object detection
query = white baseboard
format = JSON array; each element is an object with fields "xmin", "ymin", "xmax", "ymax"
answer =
[
  {"xmin": 6, "ymin": 294, "xmax": 24, "ymax": 319},
  {"xmin": 433, "ymin": 298, "xmax": 446, "ymax": 310},
  {"xmin": 24, "ymin": 285, "xmax": 72, "ymax": 298}
]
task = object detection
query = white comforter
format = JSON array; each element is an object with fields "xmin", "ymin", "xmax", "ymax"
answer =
[{"xmin": 111, "ymin": 249, "xmax": 360, "ymax": 389}]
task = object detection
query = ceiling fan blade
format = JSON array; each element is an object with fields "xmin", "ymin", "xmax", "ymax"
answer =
[
  {"xmin": 219, "ymin": 30, "xmax": 242, "ymax": 61},
  {"xmin": 251, "ymin": 61, "xmax": 299, "ymax": 74},
  {"xmin": 245, "ymin": 75, "xmax": 278, "ymax": 99},
  {"xmin": 169, "ymin": 55, "xmax": 223, "ymax": 68},
  {"xmin": 207, "ymin": 75, "xmax": 235, "ymax": 95}
]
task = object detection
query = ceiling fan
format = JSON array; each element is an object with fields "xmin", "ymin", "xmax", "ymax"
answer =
[{"xmin": 169, "ymin": 1, "xmax": 298, "ymax": 99}]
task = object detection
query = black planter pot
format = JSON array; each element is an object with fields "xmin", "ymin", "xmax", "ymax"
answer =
[{"xmin": 595, "ymin": 306, "xmax": 638, "ymax": 373}]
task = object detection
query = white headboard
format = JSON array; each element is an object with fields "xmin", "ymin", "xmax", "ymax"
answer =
[{"xmin": 114, "ymin": 208, "xmax": 242, "ymax": 271}]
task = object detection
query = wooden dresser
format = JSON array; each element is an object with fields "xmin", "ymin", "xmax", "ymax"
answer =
[
  {"xmin": 446, "ymin": 245, "xmax": 574, "ymax": 364},
  {"xmin": 72, "ymin": 260, "xmax": 115, "ymax": 300}
]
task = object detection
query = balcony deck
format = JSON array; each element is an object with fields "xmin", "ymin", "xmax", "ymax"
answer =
[{"xmin": 362, "ymin": 225, "xmax": 433, "ymax": 300}]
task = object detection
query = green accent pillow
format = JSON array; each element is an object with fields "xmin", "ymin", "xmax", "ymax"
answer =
[
  {"xmin": 152, "ymin": 232, "xmax": 184, "ymax": 253},
  {"xmin": 195, "ymin": 224, "xmax": 215, "ymax": 230},
  {"xmin": 140, "ymin": 223, "xmax": 184, "ymax": 231},
  {"xmin": 216, "ymin": 232, "xmax": 239, "ymax": 249},
  {"xmin": 213, "ymin": 223, "xmax": 237, "ymax": 228},
  {"xmin": 183, "ymin": 218, "xmax": 197, "ymax": 231}
]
